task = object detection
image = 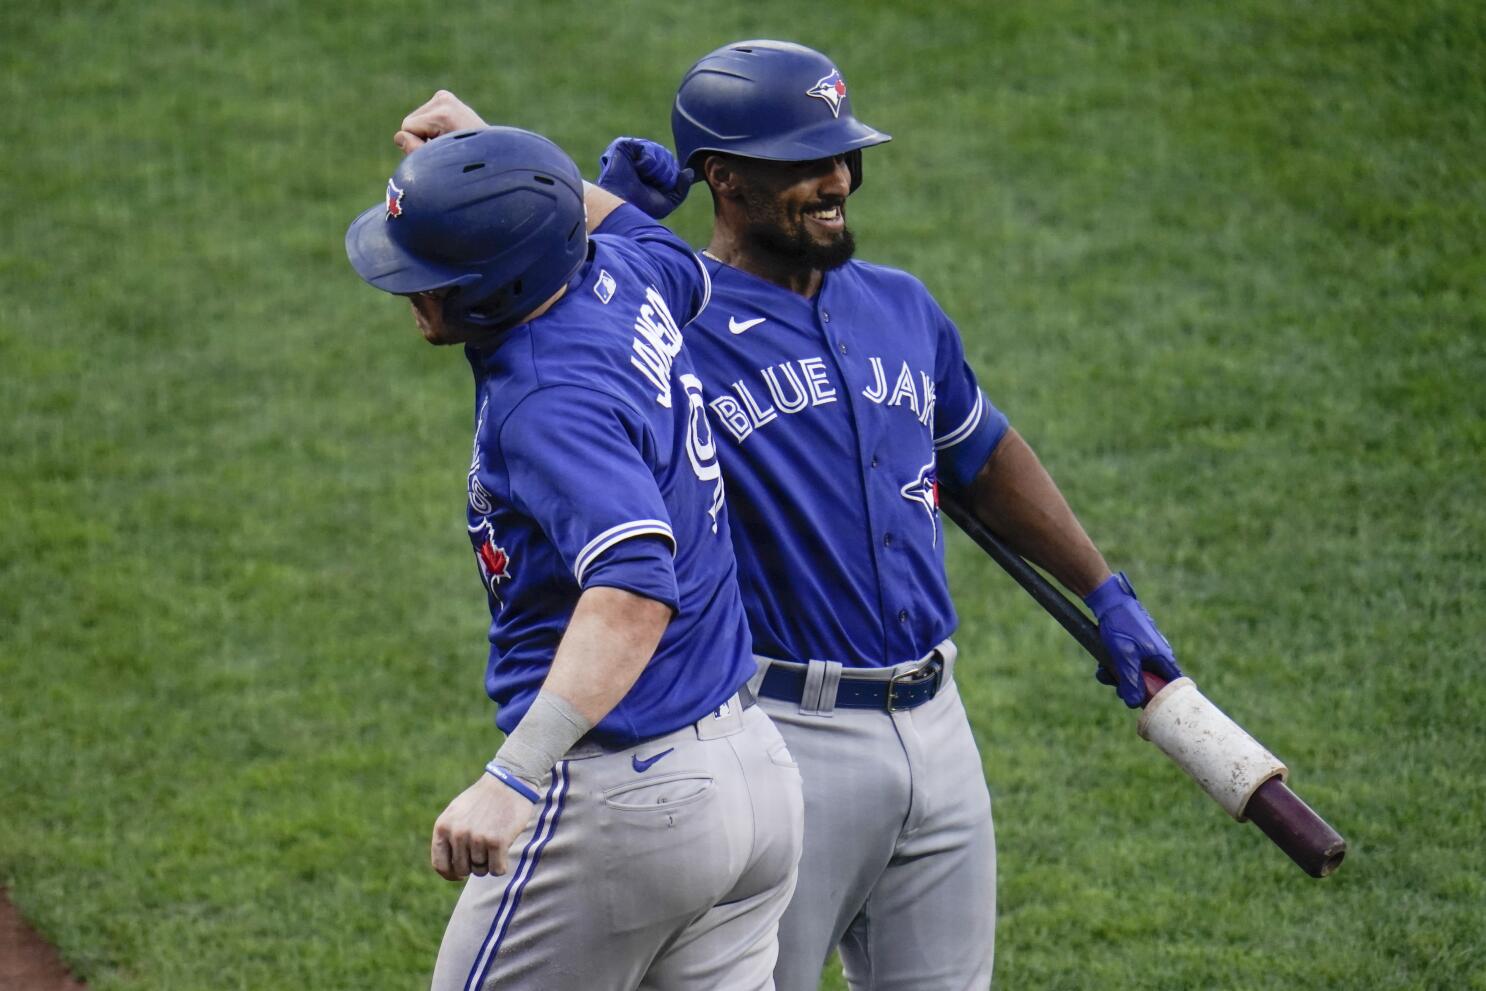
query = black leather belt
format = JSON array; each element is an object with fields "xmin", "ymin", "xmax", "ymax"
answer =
[{"xmin": 758, "ymin": 655, "xmax": 944, "ymax": 712}]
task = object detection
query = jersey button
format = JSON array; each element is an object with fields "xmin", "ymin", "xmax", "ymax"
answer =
[
  {"xmin": 897, "ymin": 609, "xmax": 909, "ymax": 624},
  {"xmin": 883, "ymin": 533, "xmax": 894, "ymax": 547},
  {"xmin": 822, "ymin": 310, "xmax": 831, "ymax": 322},
  {"xmin": 870, "ymin": 456, "xmax": 880, "ymax": 468},
  {"xmin": 838, "ymin": 342, "xmax": 848, "ymax": 354}
]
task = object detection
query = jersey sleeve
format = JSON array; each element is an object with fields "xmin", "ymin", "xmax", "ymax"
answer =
[
  {"xmin": 595, "ymin": 203, "xmax": 711, "ymax": 326},
  {"xmin": 499, "ymin": 384, "xmax": 680, "ymax": 610},
  {"xmin": 929, "ymin": 297, "xmax": 1010, "ymax": 490}
]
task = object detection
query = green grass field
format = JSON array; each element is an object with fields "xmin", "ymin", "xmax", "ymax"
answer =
[{"xmin": 3, "ymin": 1, "xmax": 1483, "ymax": 988}]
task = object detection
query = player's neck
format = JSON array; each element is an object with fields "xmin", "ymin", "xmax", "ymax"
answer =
[
  {"xmin": 705, "ymin": 230, "xmax": 823, "ymax": 299},
  {"xmin": 525, "ymin": 283, "xmax": 569, "ymax": 322}
]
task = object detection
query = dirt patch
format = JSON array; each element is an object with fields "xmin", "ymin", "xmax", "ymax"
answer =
[{"xmin": 0, "ymin": 889, "xmax": 86, "ymax": 991}]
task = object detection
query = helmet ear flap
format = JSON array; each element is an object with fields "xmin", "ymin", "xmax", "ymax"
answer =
[
  {"xmin": 845, "ymin": 149, "xmax": 863, "ymax": 192},
  {"xmin": 445, "ymin": 273, "xmax": 529, "ymax": 330}
]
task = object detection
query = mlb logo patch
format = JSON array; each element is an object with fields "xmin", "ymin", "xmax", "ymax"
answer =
[
  {"xmin": 806, "ymin": 69, "xmax": 848, "ymax": 118},
  {"xmin": 594, "ymin": 269, "xmax": 617, "ymax": 304},
  {"xmin": 386, "ymin": 179, "xmax": 405, "ymax": 219}
]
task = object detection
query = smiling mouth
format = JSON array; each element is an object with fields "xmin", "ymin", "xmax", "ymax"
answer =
[{"xmin": 804, "ymin": 204, "xmax": 845, "ymax": 231}]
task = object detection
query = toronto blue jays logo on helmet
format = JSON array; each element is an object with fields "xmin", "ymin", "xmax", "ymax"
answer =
[
  {"xmin": 900, "ymin": 460, "xmax": 941, "ymax": 546},
  {"xmin": 468, "ymin": 519, "xmax": 513, "ymax": 604},
  {"xmin": 386, "ymin": 179, "xmax": 405, "ymax": 219},
  {"xmin": 806, "ymin": 69, "xmax": 848, "ymax": 118}
]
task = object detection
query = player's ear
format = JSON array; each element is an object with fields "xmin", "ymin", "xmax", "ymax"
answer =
[{"xmin": 702, "ymin": 154, "xmax": 744, "ymax": 201}]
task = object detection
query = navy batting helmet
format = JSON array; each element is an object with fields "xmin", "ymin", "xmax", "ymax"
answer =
[
  {"xmin": 345, "ymin": 126, "xmax": 587, "ymax": 334},
  {"xmin": 671, "ymin": 40, "xmax": 891, "ymax": 191}
]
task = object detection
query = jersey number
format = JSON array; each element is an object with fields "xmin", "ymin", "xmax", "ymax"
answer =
[{"xmin": 680, "ymin": 373, "xmax": 725, "ymax": 533}]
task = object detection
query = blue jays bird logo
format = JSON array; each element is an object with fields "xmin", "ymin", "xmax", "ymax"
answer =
[
  {"xmin": 386, "ymin": 179, "xmax": 405, "ymax": 219},
  {"xmin": 468, "ymin": 519, "xmax": 513, "ymax": 605},
  {"xmin": 806, "ymin": 69, "xmax": 848, "ymax": 118},
  {"xmin": 900, "ymin": 460, "xmax": 941, "ymax": 546}
]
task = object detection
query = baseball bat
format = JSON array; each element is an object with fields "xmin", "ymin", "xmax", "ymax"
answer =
[{"xmin": 939, "ymin": 492, "xmax": 1346, "ymax": 878}]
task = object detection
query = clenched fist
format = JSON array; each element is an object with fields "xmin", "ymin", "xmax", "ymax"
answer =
[
  {"xmin": 395, "ymin": 90, "xmax": 487, "ymax": 154},
  {"xmin": 429, "ymin": 772, "xmax": 537, "ymax": 881}
]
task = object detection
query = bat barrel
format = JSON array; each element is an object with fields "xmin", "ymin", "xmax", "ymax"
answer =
[{"xmin": 1242, "ymin": 776, "xmax": 1347, "ymax": 877}]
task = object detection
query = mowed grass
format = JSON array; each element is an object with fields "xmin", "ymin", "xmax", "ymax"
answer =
[{"xmin": 2, "ymin": 1, "xmax": 1483, "ymax": 988}]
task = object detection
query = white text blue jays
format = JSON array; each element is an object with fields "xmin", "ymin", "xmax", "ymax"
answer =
[{"xmin": 708, "ymin": 355, "xmax": 936, "ymax": 443}]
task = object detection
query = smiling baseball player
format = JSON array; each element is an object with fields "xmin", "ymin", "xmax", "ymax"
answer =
[
  {"xmin": 347, "ymin": 125, "xmax": 803, "ymax": 990},
  {"xmin": 396, "ymin": 43, "xmax": 1182, "ymax": 990},
  {"xmin": 616, "ymin": 45, "xmax": 1180, "ymax": 988}
]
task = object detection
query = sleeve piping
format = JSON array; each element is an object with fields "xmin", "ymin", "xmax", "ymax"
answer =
[
  {"xmin": 933, "ymin": 390, "xmax": 987, "ymax": 451},
  {"xmin": 687, "ymin": 251, "xmax": 712, "ymax": 325},
  {"xmin": 573, "ymin": 519, "xmax": 676, "ymax": 583}
]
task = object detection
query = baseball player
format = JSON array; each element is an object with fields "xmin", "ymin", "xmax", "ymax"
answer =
[
  {"xmin": 397, "ymin": 42, "xmax": 1181, "ymax": 991},
  {"xmin": 346, "ymin": 125, "xmax": 804, "ymax": 990}
]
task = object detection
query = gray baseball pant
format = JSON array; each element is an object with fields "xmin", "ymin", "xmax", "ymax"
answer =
[
  {"xmin": 751, "ymin": 643, "xmax": 997, "ymax": 991},
  {"xmin": 431, "ymin": 697, "xmax": 804, "ymax": 991}
]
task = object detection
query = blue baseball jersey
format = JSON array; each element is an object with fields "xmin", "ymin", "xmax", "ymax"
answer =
[
  {"xmin": 600, "ymin": 222, "xmax": 1007, "ymax": 667},
  {"xmin": 464, "ymin": 206, "xmax": 752, "ymax": 747}
]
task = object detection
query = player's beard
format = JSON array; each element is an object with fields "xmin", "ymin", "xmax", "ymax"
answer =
[{"xmin": 738, "ymin": 184, "xmax": 856, "ymax": 272}]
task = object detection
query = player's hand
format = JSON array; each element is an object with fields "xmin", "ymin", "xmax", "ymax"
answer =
[
  {"xmin": 1085, "ymin": 572, "xmax": 1182, "ymax": 707},
  {"xmin": 430, "ymin": 773, "xmax": 538, "ymax": 881},
  {"xmin": 395, "ymin": 90, "xmax": 487, "ymax": 155},
  {"xmin": 596, "ymin": 137, "xmax": 694, "ymax": 220}
]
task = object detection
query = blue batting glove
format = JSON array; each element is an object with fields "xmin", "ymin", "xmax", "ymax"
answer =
[
  {"xmin": 596, "ymin": 137, "xmax": 694, "ymax": 220},
  {"xmin": 1084, "ymin": 572, "xmax": 1183, "ymax": 708}
]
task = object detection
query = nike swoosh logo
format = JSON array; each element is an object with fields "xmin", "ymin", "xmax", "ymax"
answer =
[
  {"xmin": 631, "ymin": 748, "xmax": 675, "ymax": 773},
  {"xmin": 728, "ymin": 316, "xmax": 766, "ymax": 335}
]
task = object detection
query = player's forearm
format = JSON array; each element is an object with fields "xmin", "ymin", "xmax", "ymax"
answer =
[
  {"xmin": 542, "ymin": 584, "xmax": 673, "ymax": 726},
  {"xmin": 966, "ymin": 428, "xmax": 1112, "ymax": 598},
  {"xmin": 490, "ymin": 585, "xmax": 672, "ymax": 790},
  {"xmin": 583, "ymin": 181, "xmax": 626, "ymax": 233}
]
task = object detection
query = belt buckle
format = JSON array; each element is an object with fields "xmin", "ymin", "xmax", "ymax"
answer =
[{"xmin": 886, "ymin": 656, "xmax": 942, "ymax": 712}]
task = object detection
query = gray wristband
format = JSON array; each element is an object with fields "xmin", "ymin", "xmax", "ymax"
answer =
[{"xmin": 494, "ymin": 690, "xmax": 593, "ymax": 787}]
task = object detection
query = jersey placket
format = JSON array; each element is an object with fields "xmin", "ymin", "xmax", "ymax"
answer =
[{"xmin": 815, "ymin": 279, "xmax": 909, "ymax": 664}]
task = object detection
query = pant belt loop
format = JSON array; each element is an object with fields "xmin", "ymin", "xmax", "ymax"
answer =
[
  {"xmin": 747, "ymin": 657, "xmax": 771, "ymax": 700},
  {"xmin": 801, "ymin": 659, "xmax": 843, "ymax": 716},
  {"xmin": 934, "ymin": 639, "xmax": 959, "ymax": 686},
  {"xmin": 818, "ymin": 660, "xmax": 843, "ymax": 713}
]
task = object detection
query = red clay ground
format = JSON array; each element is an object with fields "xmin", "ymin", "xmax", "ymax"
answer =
[{"xmin": 0, "ymin": 890, "xmax": 85, "ymax": 991}]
